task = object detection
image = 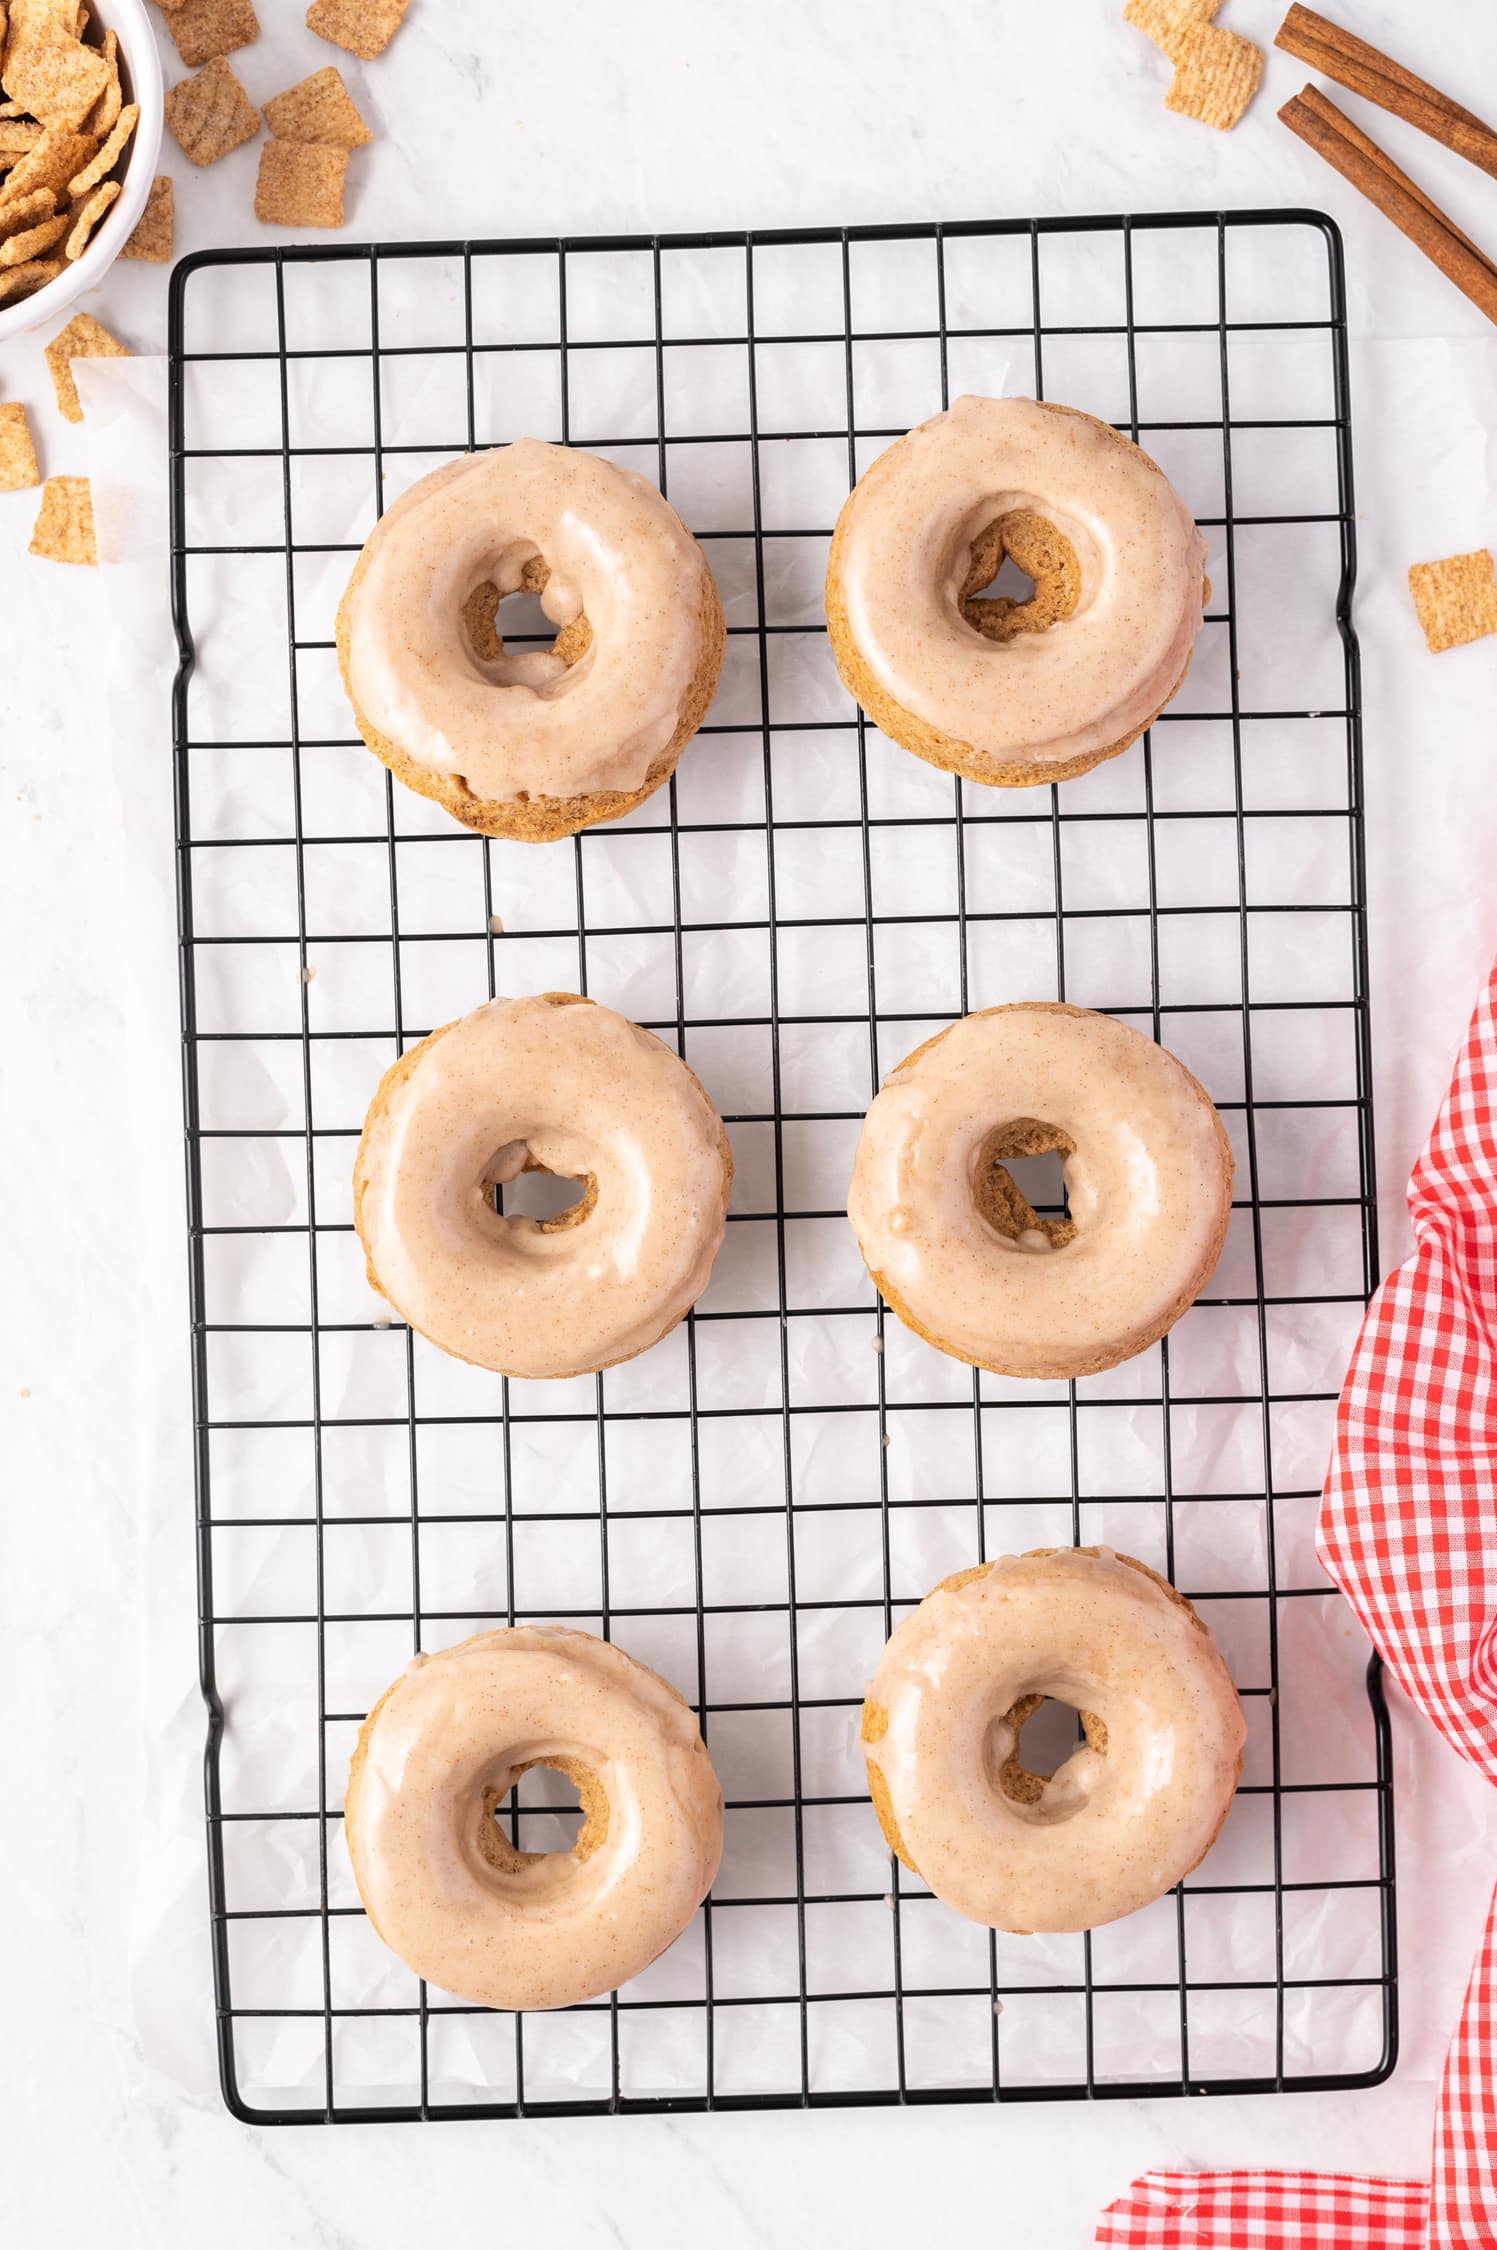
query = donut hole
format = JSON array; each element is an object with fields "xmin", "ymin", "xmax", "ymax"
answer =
[
  {"xmin": 973, "ymin": 1119, "xmax": 1076, "ymax": 1252},
  {"xmin": 968, "ymin": 551, "xmax": 1036, "ymax": 608},
  {"xmin": 959, "ymin": 508, "xmax": 1080, "ymax": 645},
  {"xmin": 475, "ymin": 584, "xmax": 552, "ymax": 650},
  {"xmin": 502, "ymin": 1163, "xmax": 592, "ymax": 1227},
  {"xmin": 461, "ymin": 552, "xmax": 593, "ymax": 677},
  {"xmin": 992, "ymin": 1694, "xmax": 1107, "ymax": 1809},
  {"xmin": 482, "ymin": 1139, "xmax": 598, "ymax": 1233},
  {"xmin": 478, "ymin": 1754, "xmax": 610, "ymax": 1873}
]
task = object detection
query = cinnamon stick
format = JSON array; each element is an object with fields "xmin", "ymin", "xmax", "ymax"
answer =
[
  {"xmin": 1280, "ymin": 85, "xmax": 1497, "ymax": 328},
  {"xmin": 1276, "ymin": 5, "xmax": 1497, "ymax": 184},
  {"xmin": 1294, "ymin": 83, "xmax": 1497, "ymax": 282}
]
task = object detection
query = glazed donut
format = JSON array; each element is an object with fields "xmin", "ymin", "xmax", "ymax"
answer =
[
  {"xmin": 337, "ymin": 440, "xmax": 725, "ymax": 841},
  {"xmin": 346, "ymin": 1627, "xmax": 724, "ymax": 2010},
  {"xmin": 847, "ymin": 1003, "xmax": 1232, "ymax": 1380},
  {"xmin": 825, "ymin": 395, "xmax": 1208, "ymax": 787},
  {"xmin": 862, "ymin": 1550, "xmax": 1244, "ymax": 1933},
  {"xmin": 353, "ymin": 992, "xmax": 732, "ymax": 1379}
]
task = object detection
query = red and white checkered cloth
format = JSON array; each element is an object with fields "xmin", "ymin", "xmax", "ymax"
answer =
[{"xmin": 1100, "ymin": 957, "xmax": 1497, "ymax": 2249}]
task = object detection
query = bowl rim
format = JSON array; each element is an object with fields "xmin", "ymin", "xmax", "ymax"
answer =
[{"xmin": 0, "ymin": 0, "xmax": 166, "ymax": 346}]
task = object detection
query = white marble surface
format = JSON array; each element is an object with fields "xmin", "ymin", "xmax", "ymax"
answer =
[{"xmin": 6, "ymin": 2, "xmax": 1497, "ymax": 2243}]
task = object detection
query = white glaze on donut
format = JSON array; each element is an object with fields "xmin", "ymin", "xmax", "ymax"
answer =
[
  {"xmin": 862, "ymin": 1551, "xmax": 1244, "ymax": 1933},
  {"xmin": 847, "ymin": 1004, "xmax": 1232, "ymax": 1378},
  {"xmin": 353, "ymin": 995, "xmax": 731, "ymax": 1379},
  {"xmin": 341, "ymin": 441, "xmax": 716, "ymax": 803},
  {"xmin": 833, "ymin": 396, "xmax": 1207, "ymax": 776},
  {"xmin": 345, "ymin": 1627, "xmax": 724, "ymax": 2011}
]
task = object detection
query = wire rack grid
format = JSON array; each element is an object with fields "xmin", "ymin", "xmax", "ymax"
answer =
[{"xmin": 169, "ymin": 210, "xmax": 1395, "ymax": 2124}]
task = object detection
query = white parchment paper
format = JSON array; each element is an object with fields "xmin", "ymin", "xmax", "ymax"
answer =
[{"xmin": 76, "ymin": 231, "xmax": 1497, "ymax": 2112}]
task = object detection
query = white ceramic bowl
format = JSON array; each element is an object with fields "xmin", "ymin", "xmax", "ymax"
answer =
[{"xmin": 0, "ymin": 0, "xmax": 164, "ymax": 344}]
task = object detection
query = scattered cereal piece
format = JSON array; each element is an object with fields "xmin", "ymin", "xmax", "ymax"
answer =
[
  {"xmin": 1124, "ymin": 0, "xmax": 1262, "ymax": 131},
  {"xmin": 305, "ymin": 0, "xmax": 408, "ymax": 63},
  {"xmin": 262, "ymin": 64, "xmax": 370, "ymax": 148},
  {"xmin": 0, "ymin": 183, "xmax": 54, "ymax": 235},
  {"xmin": 2, "ymin": 6, "xmax": 110, "ymax": 131},
  {"xmin": 44, "ymin": 307, "xmax": 127, "ymax": 421},
  {"xmin": 254, "ymin": 136, "xmax": 347, "ymax": 228},
  {"xmin": 0, "ymin": 125, "xmax": 94, "ymax": 203},
  {"xmin": 66, "ymin": 95, "xmax": 133, "ymax": 193},
  {"xmin": 163, "ymin": 0, "xmax": 258, "ymax": 69},
  {"xmin": 1408, "ymin": 550, "xmax": 1497, "ymax": 654},
  {"xmin": 1123, "ymin": 0, "xmax": 1216, "ymax": 59},
  {"xmin": 0, "ymin": 399, "xmax": 40, "ymax": 489},
  {"xmin": 163, "ymin": 53, "xmax": 259, "ymax": 165},
  {"xmin": 119, "ymin": 170, "xmax": 172, "ymax": 260},
  {"xmin": 62, "ymin": 170, "xmax": 115, "ymax": 254},
  {"xmin": 0, "ymin": 117, "xmax": 44, "ymax": 153},
  {"xmin": 29, "ymin": 472, "xmax": 95, "ymax": 563},
  {"xmin": 1163, "ymin": 24, "xmax": 1263, "ymax": 130},
  {"xmin": 0, "ymin": 203, "xmax": 65, "ymax": 258},
  {"xmin": 0, "ymin": 252, "xmax": 60, "ymax": 297}
]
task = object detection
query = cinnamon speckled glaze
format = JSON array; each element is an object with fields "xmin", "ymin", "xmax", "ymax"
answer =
[
  {"xmin": 346, "ymin": 1626, "xmax": 724, "ymax": 2011},
  {"xmin": 338, "ymin": 440, "xmax": 724, "ymax": 840},
  {"xmin": 847, "ymin": 1003, "xmax": 1233, "ymax": 1380},
  {"xmin": 353, "ymin": 993, "xmax": 732, "ymax": 1380},
  {"xmin": 825, "ymin": 395, "xmax": 1208, "ymax": 787},
  {"xmin": 861, "ymin": 1550, "xmax": 1245, "ymax": 1934}
]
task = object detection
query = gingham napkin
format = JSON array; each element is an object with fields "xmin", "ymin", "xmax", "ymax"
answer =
[{"xmin": 1100, "ymin": 956, "xmax": 1497, "ymax": 2249}]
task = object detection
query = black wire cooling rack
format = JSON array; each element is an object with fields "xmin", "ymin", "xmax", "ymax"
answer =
[{"xmin": 169, "ymin": 212, "xmax": 1395, "ymax": 2123}]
